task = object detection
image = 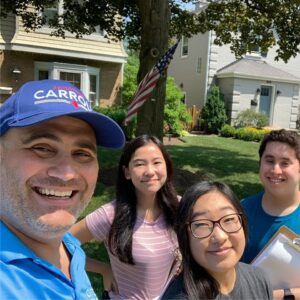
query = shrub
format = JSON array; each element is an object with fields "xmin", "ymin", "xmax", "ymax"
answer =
[
  {"xmin": 235, "ymin": 109, "xmax": 269, "ymax": 128},
  {"xmin": 180, "ymin": 130, "xmax": 190, "ymax": 137},
  {"xmin": 121, "ymin": 55, "xmax": 139, "ymax": 108},
  {"xmin": 234, "ymin": 128, "xmax": 255, "ymax": 141},
  {"xmin": 220, "ymin": 124, "xmax": 235, "ymax": 137},
  {"xmin": 93, "ymin": 105, "xmax": 136, "ymax": 140},
  {"xmin": 164, "ymin": 77, "xmax": 192, "ymax": 137},
  {"xmin": 220, "ymin": 125, "xmax": 271, "ymax": 142},
  {"xmin": 201, "ymin": 85, "xmax": 227, "ymax": 134}
]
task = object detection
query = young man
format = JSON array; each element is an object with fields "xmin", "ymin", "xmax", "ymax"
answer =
[
  {"xmin": 241, "ymin": 129, "xmax": 300, "ymax": 300},
  {"xmin": 0, "ymin": 79, "xmax": 125, "ymax": 299}
]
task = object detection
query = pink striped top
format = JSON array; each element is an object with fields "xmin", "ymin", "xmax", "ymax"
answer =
[{"xmin": 86, "ymin": 200, "xmax": 179, "ymax": 300}]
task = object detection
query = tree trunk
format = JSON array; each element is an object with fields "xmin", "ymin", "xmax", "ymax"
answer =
[{"xmin": 135, "ymin": 0, "xmax": 170, "ymax": 140}]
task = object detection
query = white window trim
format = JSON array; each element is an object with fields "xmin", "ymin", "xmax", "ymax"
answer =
[
  {"xmin": 0, "ymin": 87, "xmax": 13, "ymax": 95},
  {"xmin": 34, "ymin": 61, "xmax": 100, "ymax": 105}
]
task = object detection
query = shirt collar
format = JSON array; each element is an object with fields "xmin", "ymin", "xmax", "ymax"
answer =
[{"xmin": 0, "ymin": 221, "xmax": 80, "ymax": 263}]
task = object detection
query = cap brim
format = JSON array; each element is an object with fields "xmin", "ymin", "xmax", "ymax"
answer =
[{"xmin": 11, "ymin": 111, "xmax": 125, "ymax": 148}]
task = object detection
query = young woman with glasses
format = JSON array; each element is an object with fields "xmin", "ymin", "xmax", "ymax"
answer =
[{"xmin": 162, "ymin": 181, "xmax": 272, "ymax": 300}]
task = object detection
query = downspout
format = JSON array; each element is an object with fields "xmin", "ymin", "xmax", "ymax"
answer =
[
  {"xmin": 204, "ymin": 30, "xmax": 211, "ymax": 104},
  {"xmin": 120, "ymin": 40, "xmax": 128, "ymax": 105},
  {"xmin": 120, "ymin": 63, "xmax": 124, "ymax": 104}
]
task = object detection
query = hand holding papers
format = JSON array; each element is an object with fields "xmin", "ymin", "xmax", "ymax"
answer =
[{"xmin": 251, "ymin": 226, "xmax": 300, "ymax": 289}]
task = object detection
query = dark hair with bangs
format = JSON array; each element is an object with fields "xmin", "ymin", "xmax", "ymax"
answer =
[
  {"xmin": 108, "ymin": 135, "xmax": 178, "ymax": 264},
  {"xmin": 176, "ymin": 181, "xmax": 248, "ymax": 299}
]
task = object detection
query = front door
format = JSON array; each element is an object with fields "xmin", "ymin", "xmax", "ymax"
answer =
[{"xmin": 259, "ymin": 86, "xmax": 272, "ymax": 119}]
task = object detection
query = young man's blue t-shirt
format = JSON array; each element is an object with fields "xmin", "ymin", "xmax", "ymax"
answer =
[
  {"xmin": 0, "ymin": 221, "xmax": 98, "ymax": 299},
  {"xmin": 241, "ymin": 191, "xmax": 300, "ymax": 263}
]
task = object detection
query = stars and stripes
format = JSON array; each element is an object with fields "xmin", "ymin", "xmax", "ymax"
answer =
[{"xmin": 123, "ymin": 41, "xmax": 179, "ymax": 125}]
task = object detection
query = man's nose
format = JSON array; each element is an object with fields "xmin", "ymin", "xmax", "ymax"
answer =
[
  {"xmin": 47, "ymin": 156, "xmax": 79, "ymax": 181},
  {"xmin": 272, "ymin": 163, "xmax": 282, "ymax": 174}
]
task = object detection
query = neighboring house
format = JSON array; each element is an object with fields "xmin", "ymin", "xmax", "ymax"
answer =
[
  {"xmin": 0, "ymin": 5, "xmax": 127, "ymax": 107},
  {"xmin": 169, "ymin": 2, "xmax": 300, "ymax": 129},
  {"xmin": 217, "ymin": 56, "xmax": 300, "ymax": 129}
]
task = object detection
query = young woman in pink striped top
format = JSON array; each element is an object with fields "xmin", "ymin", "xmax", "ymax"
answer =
[{"xmin": 70, "ymin": 135, "xmax": 180, "ymax": 299}]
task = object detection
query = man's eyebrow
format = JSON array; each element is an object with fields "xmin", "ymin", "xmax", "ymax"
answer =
[
  {"xmin": 76, "ymin": 142, "xmax": 97, "ymax": 154},
  {"xmin": 21, "ymin": 132, "xmax": 97, "ymax": 153},
  {"xmin": 21, "ymin": 132, "xmax": 60, "ymax": 144},
  {"xmin": 263, "ymin": 154, "xmax": 291, "ymax": 161}
]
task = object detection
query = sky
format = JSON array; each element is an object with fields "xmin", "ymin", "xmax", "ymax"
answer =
[{"xmin": 177, "ymin": 1, "xmax": 196, "ymax": 11}]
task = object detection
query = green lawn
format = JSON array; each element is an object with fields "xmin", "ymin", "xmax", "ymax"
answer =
[
  {"xmin": 168, "ymin": 135, "xmax": 262, "ymax": 198},
  {"xmin": 81, "ymin": 134, "xmax": 263, "ymax": 296}
]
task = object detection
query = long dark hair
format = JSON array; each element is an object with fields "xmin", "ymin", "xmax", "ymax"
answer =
[
  {"xmin": 108, "ymin": 135, "xmax": 178, "ymax": 264},
  {"xmin": 176, "ymin": 181, "xmax": 248, "ymax": 299}
]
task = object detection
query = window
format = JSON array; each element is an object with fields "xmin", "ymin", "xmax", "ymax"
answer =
[
  {"xmin": 34, "ymin": 62, "xmax": 100, "ymax": 106},
  {"xmin": 89, "ymin": 74, "xmax": 97, "ymax": 104},
  {"xmin": 60, "ymin": 72, "xmax": 81, "ymax": 89},
  {"xmin": 41, "ymin": 0, "xmax": 104, "ymax": 37},
  {"xmin": 181, "ymin": 36, "xmax": 188, "ymax": 57},
  {"xmin": 43, "ymin": 1, "xmax": 58, "ymax": 21},
  {"xmin": 249, "ymin": 44, "xmax": 268, "ymax": 58},
  {"xmin": 196, "ymin": 57, "xmax": 202, "ymax": 74},
  {"xmin": 43, "ymin": 0, "xmax": 63, "ymax": 26},
  {"xmin": 38, "ymin": 70, "xmax": 49, "ymax": 80},
  {"xmin": 261, "ymin": 87, "xmax": 270, "ymax": 96},
  {"xmin": 92, "ymin": 26, "xmax": 104, "ymax": 37},
  {"xmin": 250, "ymin": 44, "xmax": 260, "ymax": 53},
  {"xmin": 261, "ymin": 50, "xmax": 268, "ymax": 58}
]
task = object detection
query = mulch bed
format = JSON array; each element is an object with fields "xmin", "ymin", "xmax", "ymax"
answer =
[{"xmin": 163, "ymin": 136, "xmax": 185, "ymax": 145}]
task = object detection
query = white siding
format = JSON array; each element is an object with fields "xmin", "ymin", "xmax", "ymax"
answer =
[{"xmin": 168, "ymin": 32, "xmax": 210, "ymax": 108}]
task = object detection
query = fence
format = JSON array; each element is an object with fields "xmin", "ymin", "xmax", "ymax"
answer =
[{"xmin": 187, "ymin": 105, "xmax": 201, "ymax": 131}]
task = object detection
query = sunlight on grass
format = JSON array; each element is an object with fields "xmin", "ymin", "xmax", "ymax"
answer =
[{"xmin": 167, "ymin": 135, "xmax": 261, "ymax": 198}]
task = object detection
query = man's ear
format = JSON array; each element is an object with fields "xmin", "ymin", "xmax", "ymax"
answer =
[{"xmin": 123, "ymin": 166, "xmax": 131, "ymax": 180}]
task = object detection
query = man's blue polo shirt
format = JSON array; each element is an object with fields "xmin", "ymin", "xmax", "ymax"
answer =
[{"xmin": 0, "ymin": 221, "xmax": 97, "ymax": 299}]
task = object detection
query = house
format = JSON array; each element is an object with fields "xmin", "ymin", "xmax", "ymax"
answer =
[
  {"xmin": 0, "ymin": 6, "xmax": 127, "ymax": 107},
  {"xmin": 217, "ymin": 56, "xmax": 300, "ymax": 129},
  {"xmin": 168, "ymin": 2, "xmax": 300, "ymax": 129}
]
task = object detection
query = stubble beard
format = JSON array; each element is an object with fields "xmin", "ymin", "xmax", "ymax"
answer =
[{"xmin": 0, "ymin": 168, "xmax": 92, "ymax": 241}]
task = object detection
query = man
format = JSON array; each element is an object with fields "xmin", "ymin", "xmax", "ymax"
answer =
[
  {"xmin": 241, "ymin": 129, "xmax": 300, "ymax": 300},
  {"xmin": 0, "ymin": 79, "xmax": 125, "ymax": 299}
]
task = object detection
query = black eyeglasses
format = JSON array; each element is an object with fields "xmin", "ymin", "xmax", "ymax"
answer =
[{"xmin": 189, "ymin": 213, "xmax": 243, "ymax": 239}]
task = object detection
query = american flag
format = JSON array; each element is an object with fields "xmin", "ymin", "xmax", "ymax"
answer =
[{"xmin": 123, "ymin": 41, "xmax": 179, "ymax": 125}]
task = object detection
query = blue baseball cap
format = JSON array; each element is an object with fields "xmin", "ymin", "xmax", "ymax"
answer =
[{"xmin": 0, "ymin": 79, "xmax": 125, "ymax": 148}]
